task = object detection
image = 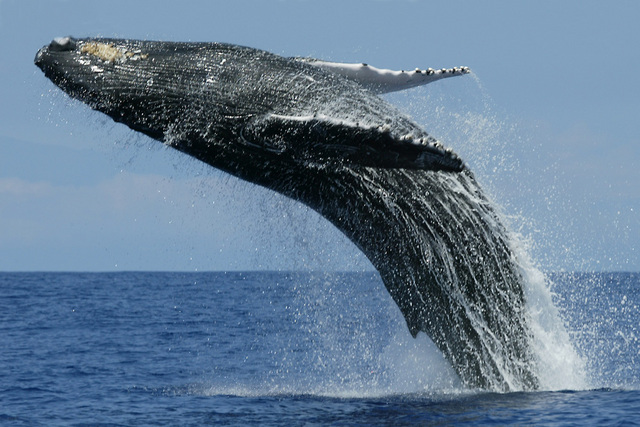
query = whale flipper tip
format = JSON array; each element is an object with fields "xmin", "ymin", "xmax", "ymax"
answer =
[{"xmin": 301, "ymin": 59, "xmax": 471, "ymax": 94}]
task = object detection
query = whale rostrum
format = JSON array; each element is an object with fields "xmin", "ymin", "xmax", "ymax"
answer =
[{"xmin": 35, "ymin": 37, "xmax": 539, "ymax": 391}]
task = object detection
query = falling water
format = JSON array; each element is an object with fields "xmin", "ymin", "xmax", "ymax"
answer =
[{"xmin": 374, "ymin": 73, "xmax": 587, "ymax": 391}]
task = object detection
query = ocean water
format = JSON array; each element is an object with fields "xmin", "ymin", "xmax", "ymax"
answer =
[{"xmin": 1, "ymin": 271, "xmax": 639, "ymax": 425}]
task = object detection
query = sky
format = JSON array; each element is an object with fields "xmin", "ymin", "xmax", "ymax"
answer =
[{"xmin": 0, "ymin": 0, "xmax": 638, "ymax": 272}]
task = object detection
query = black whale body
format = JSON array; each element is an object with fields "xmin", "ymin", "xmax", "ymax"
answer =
[{"xmin": 35, "ymin": 37, "xmax": 539, "ymax": 391}]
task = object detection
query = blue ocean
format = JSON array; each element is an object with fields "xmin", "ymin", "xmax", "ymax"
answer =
[{"xmin": 1, "ymin": 271, "xmax": 639, "ymax": 425}]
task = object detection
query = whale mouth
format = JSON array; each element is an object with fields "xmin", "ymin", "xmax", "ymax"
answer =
[
  {"xmin": 34, "ymin": 36, "xmax": 154, "ymax": 118},
  {"xmin": 34, "ymin": 37, "xmax": 76, "ymax": 75},
  {"xmin": 35, "ymin": 37, "xmax": 86, "ymax": 103},
  {"xmin": 35, "ymin": 36, "xmax": 78, "ymax": 70}
]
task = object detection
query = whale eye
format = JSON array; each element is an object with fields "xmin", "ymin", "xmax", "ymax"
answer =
[{"xmin": 49, "ymin": 36, "xmax": 76, "ymax": 52}]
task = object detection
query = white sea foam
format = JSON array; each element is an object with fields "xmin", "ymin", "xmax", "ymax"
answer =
[
  {"xmin": 517, "ymin": 245, "xmax": 588, "ymax": 390},
  {"xmin": 402, "ymin": 73, "xmax": 588, "ymax": 391}
]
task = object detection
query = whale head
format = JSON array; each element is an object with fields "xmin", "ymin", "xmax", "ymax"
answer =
[
  {"xmin": 35, "ymin": 36, "xmax": 465, "ymax": 174},
  {"xmin": 35, "ymin": 37, "xmax": 227, "ymax": 143}
]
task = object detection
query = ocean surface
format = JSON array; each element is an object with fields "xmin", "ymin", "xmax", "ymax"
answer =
[{"xmin": 1, "ymin": 271, "xmax": 639, "ymax": 425}]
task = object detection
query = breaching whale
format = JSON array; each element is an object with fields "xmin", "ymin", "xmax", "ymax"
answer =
[{"xmin": 35, "ymin": 37, "xmax": 539, "ymax": 391}]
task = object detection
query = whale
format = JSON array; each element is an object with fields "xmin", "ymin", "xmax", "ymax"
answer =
[{"xmin": 35, "ymin": 37, "xmax": 539, "ymax": 391}]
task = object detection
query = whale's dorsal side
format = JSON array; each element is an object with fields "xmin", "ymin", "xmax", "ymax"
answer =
[{"xmin": 298, "ymin": 58, "xmax": 470, "ymax": 94}]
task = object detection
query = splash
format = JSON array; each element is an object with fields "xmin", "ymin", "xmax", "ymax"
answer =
[
  {"xmin": 390, "ymin": 73, "xmax": 588, "ymax": 391},
  {"xmin": 193, "ymin": 272, "xmax": 464, "ymax": 398},
  {"xmin": 518, "ymin": 248, "xmax": 588, "ymax": 390}
]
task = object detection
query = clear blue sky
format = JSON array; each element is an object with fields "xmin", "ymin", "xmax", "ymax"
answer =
[{"xmin": 0, "ymin": 0, "xmax": 637, "ymax": 271}]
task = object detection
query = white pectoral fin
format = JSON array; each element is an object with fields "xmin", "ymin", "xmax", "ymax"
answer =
[{"xmin": 301, "ymin": 59, "xmax": 470, "ymax": 94}]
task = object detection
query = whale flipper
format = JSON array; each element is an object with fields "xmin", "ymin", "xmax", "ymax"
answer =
[
  {"xmin": 241, "ymin": 113, "xmax": 464, "ymax": 171},
  {"xmin": 299, "ymin": 59, "xmax": 470, "ymax": 94}
]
